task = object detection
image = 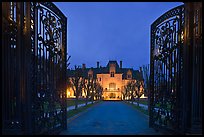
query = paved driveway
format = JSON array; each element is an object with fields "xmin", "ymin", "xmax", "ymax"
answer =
[{"xmin": 60, "ymin": 101, "xmax": 161, "ymax": 135}]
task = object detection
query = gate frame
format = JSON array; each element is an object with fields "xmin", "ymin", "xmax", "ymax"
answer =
[
  {"xmin": 149, "ymin": 3, "xmax": 202, "ymax": 135},
  {"xmin": 2, "ymin": 2, "xmax": 68, "ymax": 135},
  {"xmin": 149, "ymin": 4, "xmax": 185, "ymax": 134}
]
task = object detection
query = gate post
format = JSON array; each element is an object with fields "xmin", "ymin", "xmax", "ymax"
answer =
[
  {"xmin": 149, "ymin": 25, "xmax": 154, "ymax": 128},
  {"xmin": 182, "ymin": 2, "xmax": 202, "ymax": 134},
  {"xmin": 23, "ymin": 2, "xmax": 33, "ymax": 134}
]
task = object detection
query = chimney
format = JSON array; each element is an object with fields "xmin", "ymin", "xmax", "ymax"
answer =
[
  {"xmin": 139, "ymin": 67, "xmax": 142, "ymax": 72},
  {"xmin": 97, "ymin": 61, "xmax": 99, "ymax": 68},
  {"xmin": 82, "ymin": 63, "xmax": 86, "ymax": 69},
  {"xmin": 120, "ymin": 61, "xmax": 122, "ymax": 68}
]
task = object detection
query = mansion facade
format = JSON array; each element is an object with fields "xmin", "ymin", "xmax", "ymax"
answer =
[{"xmin": 67, "ymin": 60, "xmax": 144, "ymax": 100}]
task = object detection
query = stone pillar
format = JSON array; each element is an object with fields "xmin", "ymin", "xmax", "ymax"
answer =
[{"xmin": 182, "ymin": 2, "xmax": 202, "ymax": 134}]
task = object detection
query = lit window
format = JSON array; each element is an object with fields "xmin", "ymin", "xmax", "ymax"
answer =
[
  {"xmin": 109, "ymin": 83, "xmax": 116, "ymax": 89},
  {"xmin": 110, "ymin": 72, "xmax": 114, "ymax": 77}
]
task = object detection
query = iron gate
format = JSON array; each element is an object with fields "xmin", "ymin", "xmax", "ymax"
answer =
[
  {"xmin": 2, "ymin": 2, "xmax": 67, "ymax": 134},
  {"xmin": 149, "ymin": 5, "xmax": 185, "ymax": 133}
]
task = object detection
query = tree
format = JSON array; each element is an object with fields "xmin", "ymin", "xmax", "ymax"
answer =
[
  {"xmin": 123, "ymin": 80, "xmax": 144, "ymax": 105},
  {"xmin": 142, "ymin": 64, "xmax": 150, "ymax": 112},
  {"xmin": 123, "ymin": 84, "xmax": 130, "ymax": 100},
  {"xmin": 90, "ymin": 79, "xmax": 97, "ymax": 104},
  {"xmin": 121, "ymin": 88, "xmax": 126, "ymax": 100},
  {"xmin": 82, "ymin": 77, "xmax": 92, "ymax": 106},
  {"xmin": 95, "ymin": 82, "xmax": 103, "ymax": 100},
  {"xmin": 130, "ymin": 81, "xmax": 137, "ymax": 104},
  {"xmin": 135, "ymin": 80, "xmax": 144, "ymax": 106},
  {"xmin": 69, "ymin": 66, "xmax": 83, "ymax": 109},
  {"xmin": 142, "ymin": 64, "xmax": 150, "ymax": 98},
  {"xmin": 124, "ymin": 80, "xmax": 136, "ymax": 104}
]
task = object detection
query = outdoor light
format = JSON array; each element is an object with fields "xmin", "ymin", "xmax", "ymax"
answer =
[
  {"xmin": 181, "ymin": 31, "xmax": 184, "ymax": 42},
  {"xmin": 66, "ymin": 88, "xmax": 71, "ymax": 98}
]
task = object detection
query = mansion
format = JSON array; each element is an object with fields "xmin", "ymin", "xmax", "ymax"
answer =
[{"xmin": 67, "ymin": 60, "xmax": 144, "ymax": 100}]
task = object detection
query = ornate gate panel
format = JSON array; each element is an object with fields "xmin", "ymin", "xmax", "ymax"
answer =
[
  {"xmin": 2, "ymin": 2, "xmax": 67, "ymax": 134},
  {"xmin": 149, "ymin": 5, "xmax": 184, "ymax": 133},
  {"xmin": 31, "ymin": 2, "xmax": 67, "ymax": 134}
]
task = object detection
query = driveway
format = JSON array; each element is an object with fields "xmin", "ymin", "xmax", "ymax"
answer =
[{"xmin": 60, "ymin": 101, "xmax": 161, "ymax": 135}]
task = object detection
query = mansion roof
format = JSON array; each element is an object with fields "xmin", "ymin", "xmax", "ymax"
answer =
[{"xmin": 67, "ymin": 60, "xmax": 143, "ymax": 81}]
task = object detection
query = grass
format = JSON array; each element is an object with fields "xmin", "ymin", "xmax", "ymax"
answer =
[
  {"xmin": 133, "ymin": 104, "xmax": 149, "ymax": 115},
  {"xmin": 138, "ymin": 99, "xmax": 148, "ymax": 105},
  {"xmin": 125, "ymin": 101, "xmax": 149, "ymax": 116},
  {"xmin": 67, "ymin": 99, "xmax": 88, "ymax": 107},
  {"xmin": 67, "ymin": 101, "xmax": 99, "ymax": 119},
  {"xmin": 132, "ymin": 99, "xmax": 148, "ymax": 105},
  {"xmin": 128, "ymin": 98, "xmax": 148, "ymax": 105},
  {"xmin": 54, "ymin": 99, "xmax": 92, "ymax": 109}
]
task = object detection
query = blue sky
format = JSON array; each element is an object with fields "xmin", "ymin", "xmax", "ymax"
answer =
[{"xmin": 54, "ymin": 2, "xmax": 183, "ymax": 70}]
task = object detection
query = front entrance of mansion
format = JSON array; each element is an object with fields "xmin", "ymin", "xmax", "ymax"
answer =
[{"xmin": 103, "ymin": 90, "xmax": 122, "ymax": 100}]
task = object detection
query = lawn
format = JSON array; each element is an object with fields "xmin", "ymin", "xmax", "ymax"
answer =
[
  {"xmin": 125, "ymin": 101, "xmax": 149, "ymax": 116},
  {"xmin": 67, "ymin": 99, "xmax": 88, "ymax": 107},
  {"xmin": 132, "ymin": 104, "xmax": 149, "ymax": 115},
  {"xmin": 54, "ymin": 99, "xmax": 91, "ymax": 109},
  {"xmin": 131, "ymin": 98, "xmax": 148, "ymax": 105},
  {"xmin": 67, "ymin": 101, "xmax": 99, "ymax": 118},
  {"xmin": 135, "ymin": 99, "xmax": 148, "ymax": 105}
]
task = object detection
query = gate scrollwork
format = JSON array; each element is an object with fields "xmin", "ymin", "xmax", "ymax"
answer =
[
  {"xmin": 150, "ymin": 5, "xmax": 184, "ymax": 132},
  {"xmin": 32, "ymin": 2, "xmax": 67, "ymax": 134},
  {"xmin": 2, "ymin": 2, "xmax": 67, "ymax": 134}
]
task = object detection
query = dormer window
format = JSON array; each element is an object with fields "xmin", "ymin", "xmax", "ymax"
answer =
[
  {"xmin": 88, "ymin": 74, "xmax": 93, "ymax": 78},
  {"xmin": 127, "ymin": 74, "xmax": 131, "ymax": 79},
  {"xmin": 110, "ymin": 72, "xmax": 114, "ymax": 77},
  {"xmin": 88, "ymin": 69, "xmax": 93, "ymax": 78},
  {"xmin": 109, "ymin": 63, "xmax": 116, "ymax": 74},
  {"xmin": 127, "ymin": 70, "xmax": 132, "ymax": 79}
]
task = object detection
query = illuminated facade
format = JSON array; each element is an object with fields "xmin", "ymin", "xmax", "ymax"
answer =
[{"xmin": 67, "ymin": 60, "xmax": 144, "ymax": 100}]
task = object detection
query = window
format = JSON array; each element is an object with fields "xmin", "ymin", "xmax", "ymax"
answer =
[
  {"xmin": 110, "ymin": 72, "xmax": 114, "ymax": 77},
  {"xmin": 127, "ymin": 74, "xmax": 131, "ymax": 79},
  {"xmin": 88, "ymin": 69, "xmax": 93, "ymax": 78},
  {"xmin": 127, "ymin": 70, "xmax": 132, "ymax": 79},
  {"xmin": 109, "ymin": 83, "xmax": 116, "ymax": 90},
  {"xmin": 88, "ymin": 74, "xmax": 92, "ymax": 78}
]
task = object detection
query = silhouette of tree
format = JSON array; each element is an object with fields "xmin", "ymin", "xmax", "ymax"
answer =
[
  {"xmin": 95, "ymin": 82, "xmax": 103, "ymax": 100},
  {"xmin": 82, "ymin": 76, "xmax": 92, "ymax": 106},
  {"xmin": 69, "ymin": 66, "xmax": 83, "ymax": 109},
  {"xmin": 135, "ymin": 80, "xmax": 144, "ymax": 106}
]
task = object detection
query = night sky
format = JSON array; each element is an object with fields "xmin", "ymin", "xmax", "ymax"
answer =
[{"xmin": 54, "ymin": 2, "xmax": 183, "ymax": 70}]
